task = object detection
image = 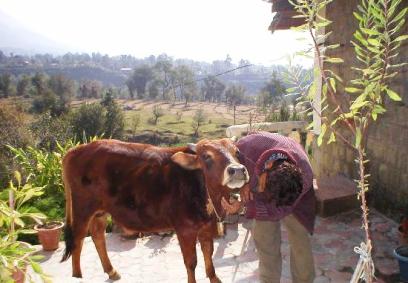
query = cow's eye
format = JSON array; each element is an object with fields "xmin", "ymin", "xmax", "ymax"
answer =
[
  {"xmin": 202, "ymin": 153, "xmax": 211, "ymax": 161},
  {"xmin": 236, "ymin": 150, "xmax": 242, "ymax": 160}
]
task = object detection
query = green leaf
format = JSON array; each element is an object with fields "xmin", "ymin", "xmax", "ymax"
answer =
[
  {"xmin": 353, "ymin": 12, "xmax": 363, "ymax": 21},
  {"xmin": 361, "ymin": 28, "xmax": 380, "ymax": 36},
  {"xmin": 14, "ymin": 217, "xmax": 25, "ymax": 227},
  {"xmin": 350, "ymin": 101, "xmax": 369, "ymax": 110},
  {"xmin": 325, "ymin": 58, "xmax": 344, "ymax": 63},
  {"xmin": 30, "ymin": 255, "xmax": 44, "ymax": 261},
  {"xmin": 390, "ymin": 8, "xmax": 408, "ymax": 25},
  {"xmin": 345, "ymin": 87, "xmax": 361, "ymax": 93},
  {"xmin": 326, "ymin": 44, "xmax": 340, "ymax": 49},
  {"xmin": 373, "ymin": 104, "xmax": 386, "ymax": 115},
  {"xmin": 354, "ymin": 30, "xmax": 368, "ymax": 46},
  {"xmin": 395, "ymin": 35, "xmax": 408, "ymax": 42},
  {"xmin": 315, "ymin": 20, "xmax": 332, "ymax": 27},
  {"xmin": 386, "ymin": 88, "xmax": 402, "ymax": 101},
  {"xmin": 317, "ymin": 124, "xmax": 327, "ymax": 147},
  {"xmin": 18, "ymin": 229, "xmax": 37, "ymax": 234},
  {"xmin": 327, "ymin": 132, "xmax": 336, "ymax": 144},
  {"xmin": 355, "ymin": 128, "xmax": 362, "ymax": 148},
  {"xmin": 31, "ymin": 261, "xmax": 43, "ymax": 273},
  {"xmin": 328, "ymin": 78, "xmax": 336, "ymax": 92},
  {"xmin": 14, "ymin": 171, "xmax": 22, "ymax": 187},
  {"xmin": 367, "ymin": 38, "xmax": 381, "ymax": 46}
]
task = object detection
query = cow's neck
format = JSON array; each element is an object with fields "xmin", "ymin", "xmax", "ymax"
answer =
[{"xmin": 205, "ymin": 185, "xmax": 222, "ymax": 222}]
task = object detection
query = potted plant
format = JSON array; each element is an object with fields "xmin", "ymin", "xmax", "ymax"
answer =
[
  {"xmin": 0, "ymin": 171, "xmax": 50, "ymax": 282},
  {"xmin": 394, "ymin": 246, "xmax": 408, "ymax": 283},
  {"xmin": 34, "ymin": 220, "xmax": 64, "ymax": 251}
]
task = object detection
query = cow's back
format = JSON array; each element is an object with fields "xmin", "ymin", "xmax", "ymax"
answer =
[{"xmin": 62, "ymin": 139, "xmax": 209, "ymax": 232}]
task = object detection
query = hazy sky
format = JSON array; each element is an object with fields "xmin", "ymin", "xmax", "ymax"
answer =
[{"xmin": 0, "ymin": 0, "xmax": 311, "ymax": 65}]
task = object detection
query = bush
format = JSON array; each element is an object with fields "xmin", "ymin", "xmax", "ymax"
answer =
[
  {"xmin": 130, "ymin": 113, "xmax": 141, "ymax": 134},
  {"xmin": 0, "ymin": 171, "xmax": 50, "ymax": 282},
  {"xmin": 70, "ymin": 103, "xmax": 106, "ymax": 142},
  {"xmin": 192, "ymin": 109, "xmax": 206, "ymax": 137},
  {"xmin": 0, "ymin": 104, "xmax": 32, "ymax": 185},
  {"xmin": 30, "ymin": 112, "xmax": 73, "ymax": 150},
  {"xmin": 101, "ymin": 91, "xmax": 125, "ymax": 139},
  {"xmin": 265, "ymin": 102, "xmax": 291, "ymax": 122},
  {"xmin": 70, "ymin": 92, "xmax": 125, "ymax": 142},
  {"xmin": 176, "ymin": 111, "xmax": 183, "ymax": 121},
  {"xmin": 7, "ymin": 140, "xmax": 77, "ymax": 220},
  {"xmin": 152, "ymin": 105, "xmax": 164, "ymax": 125}
]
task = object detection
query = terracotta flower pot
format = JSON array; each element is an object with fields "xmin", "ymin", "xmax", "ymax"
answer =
[
  {"xmin": 12, "ymin": 266, "xmax": 26, "ymax": 283},
  {"xmin": 11, "ymin": 242, "xmax": 31, "ymax": 283},
  {"xmin": 34, "ymin": 221, "xmax": 64, "ymax": 251}
]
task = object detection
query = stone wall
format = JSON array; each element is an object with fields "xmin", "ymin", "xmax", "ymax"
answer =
[{"xmin": 311, "ymin": 0, "xmax": 408, "ymax": 215}]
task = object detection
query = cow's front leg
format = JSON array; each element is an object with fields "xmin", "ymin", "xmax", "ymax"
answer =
[
  {"xmin": 176, "ymin": 228, "xmax": 199, "ymax": 283},
  {"xmin": 198, "ymin": 220, "xmax": 221, "ymax": 283}
]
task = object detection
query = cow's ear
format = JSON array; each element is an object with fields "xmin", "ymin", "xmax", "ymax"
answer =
[
  {"xmin": 171, "ymin": 152, "xmax": 201, "ymax": 170},
  {"xmin": 187, "ymin": 143, "xmax": 197, "ymax": 153},
  {"xmin": 264, "ymin": 160, "xmax": 274, "ymax": 171}
]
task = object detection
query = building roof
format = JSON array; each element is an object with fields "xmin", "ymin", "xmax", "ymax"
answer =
[{"xmin": 266, "ymin": 0, "xmax": 305, "ymax": 32}]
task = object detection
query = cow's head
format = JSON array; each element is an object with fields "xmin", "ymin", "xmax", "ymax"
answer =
[{"xmin": 171, "ymin": 138, "xmax": 249, "ymax": 217}]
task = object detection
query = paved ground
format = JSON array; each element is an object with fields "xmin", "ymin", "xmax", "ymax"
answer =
[{"xmin": 32, "ymin": 209, "xmax": 401, "ymax": 283}]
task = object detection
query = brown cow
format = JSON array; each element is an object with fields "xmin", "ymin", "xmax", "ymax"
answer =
[{"xmin": 60, "ymin": 138, "xmax": 249, "ymax": 283}]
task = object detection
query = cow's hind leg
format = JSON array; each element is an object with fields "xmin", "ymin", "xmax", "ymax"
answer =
[
  {"xmin": 71, "ymin": 214, "xmax": 92, "ymax": 278},
  {"xmin": 176, "ymin": 229, "xmax": 199, "ymax": 283},
  {"xmin": 89, "ymin": 213, "xmax": 121, "ymax": 280},
  {"xmin": 198, "ymin": 221, "xmax": 221, "ymax": 283}
]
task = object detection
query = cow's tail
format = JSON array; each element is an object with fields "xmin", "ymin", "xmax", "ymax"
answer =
[{"xmin": 61, "ymin": 155, "xmax": 74, "ymax": 262}]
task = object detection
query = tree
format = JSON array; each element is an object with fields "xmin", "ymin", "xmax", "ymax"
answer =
[
  {"xmin": 0, "ymin": 73, "xmax": 12, "ymax": 98},
  {"xmin": 130, "ymin": 113, "xmax": 141, "ymax": 135},
  {"xmin": 30, "ymin": 112, "xmax": 72, "ymax": 150},
  {"xmin": 154, "ymin": 54, "xmax": 173, "ymax": 99},
  {"xmin": 0, "ymin": 104, "xmax": 31, "ymax": 184},
  {"xmin": 16, "ymin": 75, "xmax": 31, "ymax": 97},
  {"xmin": 101, "ymin": 90, "xmax": 124, "ymax": 139},
  {"xmin": 151, "ymin": 105, "xmax": 164, "ymax": 125},
  {"xmin": 192, "ymin": 108, "xmax": 206, "ymax": 137},
  {"xmin": 147, "ymin": 80, "xmax": 160, "ymax": 99},
  {"xmin": 31, "ymin": 74, "xmax": 74, "ymax": 116},
  {"xmin": 126, "ymin": 65, "xmax": 154, "ymax": 99},
  {"xmin": 201, "ymin": 76, "xmax": 226, "ymax": 103},
  {"xmin": 287, "ymin": 1, "xmax": 408, "ymax": 281},
  {"xmin": 48, "ymin": 75, "xmax": 75, "ymax": 115},
  {"xmin": 258, "ymin": 72, "xmax": 286, "ymax": 109},
  {"xmin": 79, "ymin": 80, "xmax": 102, "ymax": 99},
  {"xmin": 225, "ymin": 84, "xmax": 245, "ymax": 125},
  {"xmin": 31, "ymin": 72, "xmax": 46, "ymax": 96},
  {"xmin": 175, "ymin": 65, "xmax": 197, "ymax": 106},
  {"xmin": 70, "ymin": 103, "xmax": 106, "ymax": 142}
]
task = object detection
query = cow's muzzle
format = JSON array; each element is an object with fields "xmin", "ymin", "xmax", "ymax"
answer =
[{"xmin": 223, "ymin": 164, "xmax": 249, "ymax": 189}]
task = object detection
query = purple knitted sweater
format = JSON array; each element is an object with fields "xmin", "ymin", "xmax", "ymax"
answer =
[{"xmin": 237, "ymin": 132, "xmax": 316, "ymax": 234}]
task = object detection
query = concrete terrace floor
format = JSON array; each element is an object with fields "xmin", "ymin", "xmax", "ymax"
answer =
[{"xmin": 33, "ymin": 209, "xmax": 401, "ymax": 283}]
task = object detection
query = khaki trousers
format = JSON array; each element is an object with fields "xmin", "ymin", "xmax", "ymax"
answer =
[{"xmin": 253, "ymin": 214, "xmax": 315, "ymax": 283}]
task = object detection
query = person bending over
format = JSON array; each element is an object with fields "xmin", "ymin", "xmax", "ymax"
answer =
[{"xmin": 222, "ymin": 131, "xmax": 316, "ymax": 283}]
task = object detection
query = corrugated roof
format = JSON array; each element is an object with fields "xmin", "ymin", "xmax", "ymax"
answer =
[{"xmin": 266, "ymin": 0, "xmax": 305, "ymax": 32}]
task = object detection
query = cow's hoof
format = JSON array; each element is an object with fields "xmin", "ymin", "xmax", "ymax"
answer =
[
  {"xmin": 108, "ymin": 269, "xmax": 121, "ymax": 281},
  {"xmin": 72, "ymin": 272, "xmax": 82, "ymax": 278},
  {"xmin": 210, "ymin": 276, "xmax": 222, "ymax": 283}
]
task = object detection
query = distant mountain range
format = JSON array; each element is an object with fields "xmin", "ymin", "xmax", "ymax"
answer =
[{"xmin": 0, "ymin": 10, "xmax": 73, "ymax": 55}]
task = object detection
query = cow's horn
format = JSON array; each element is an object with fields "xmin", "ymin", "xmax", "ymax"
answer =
[
  {"xmin": 230, "ymin": 136, "xmax": 237, "ymax": 142},
  {"xmin": 188, "ymin": 143, "xmax": 197, "ymax": 153}
]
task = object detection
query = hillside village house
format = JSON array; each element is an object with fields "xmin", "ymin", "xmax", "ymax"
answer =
[{"xmin": 267, "ymin": 0, "xmax": 408, "ymax": 215}]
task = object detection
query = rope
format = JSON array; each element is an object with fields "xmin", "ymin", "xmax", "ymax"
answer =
[
  {"xmin": 205, "ymin": 185, "xmax": 222, "ymax": 223},
  {"xmin": 350, "ymin": 242, "xmax": 375, "ymax": 283}
]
